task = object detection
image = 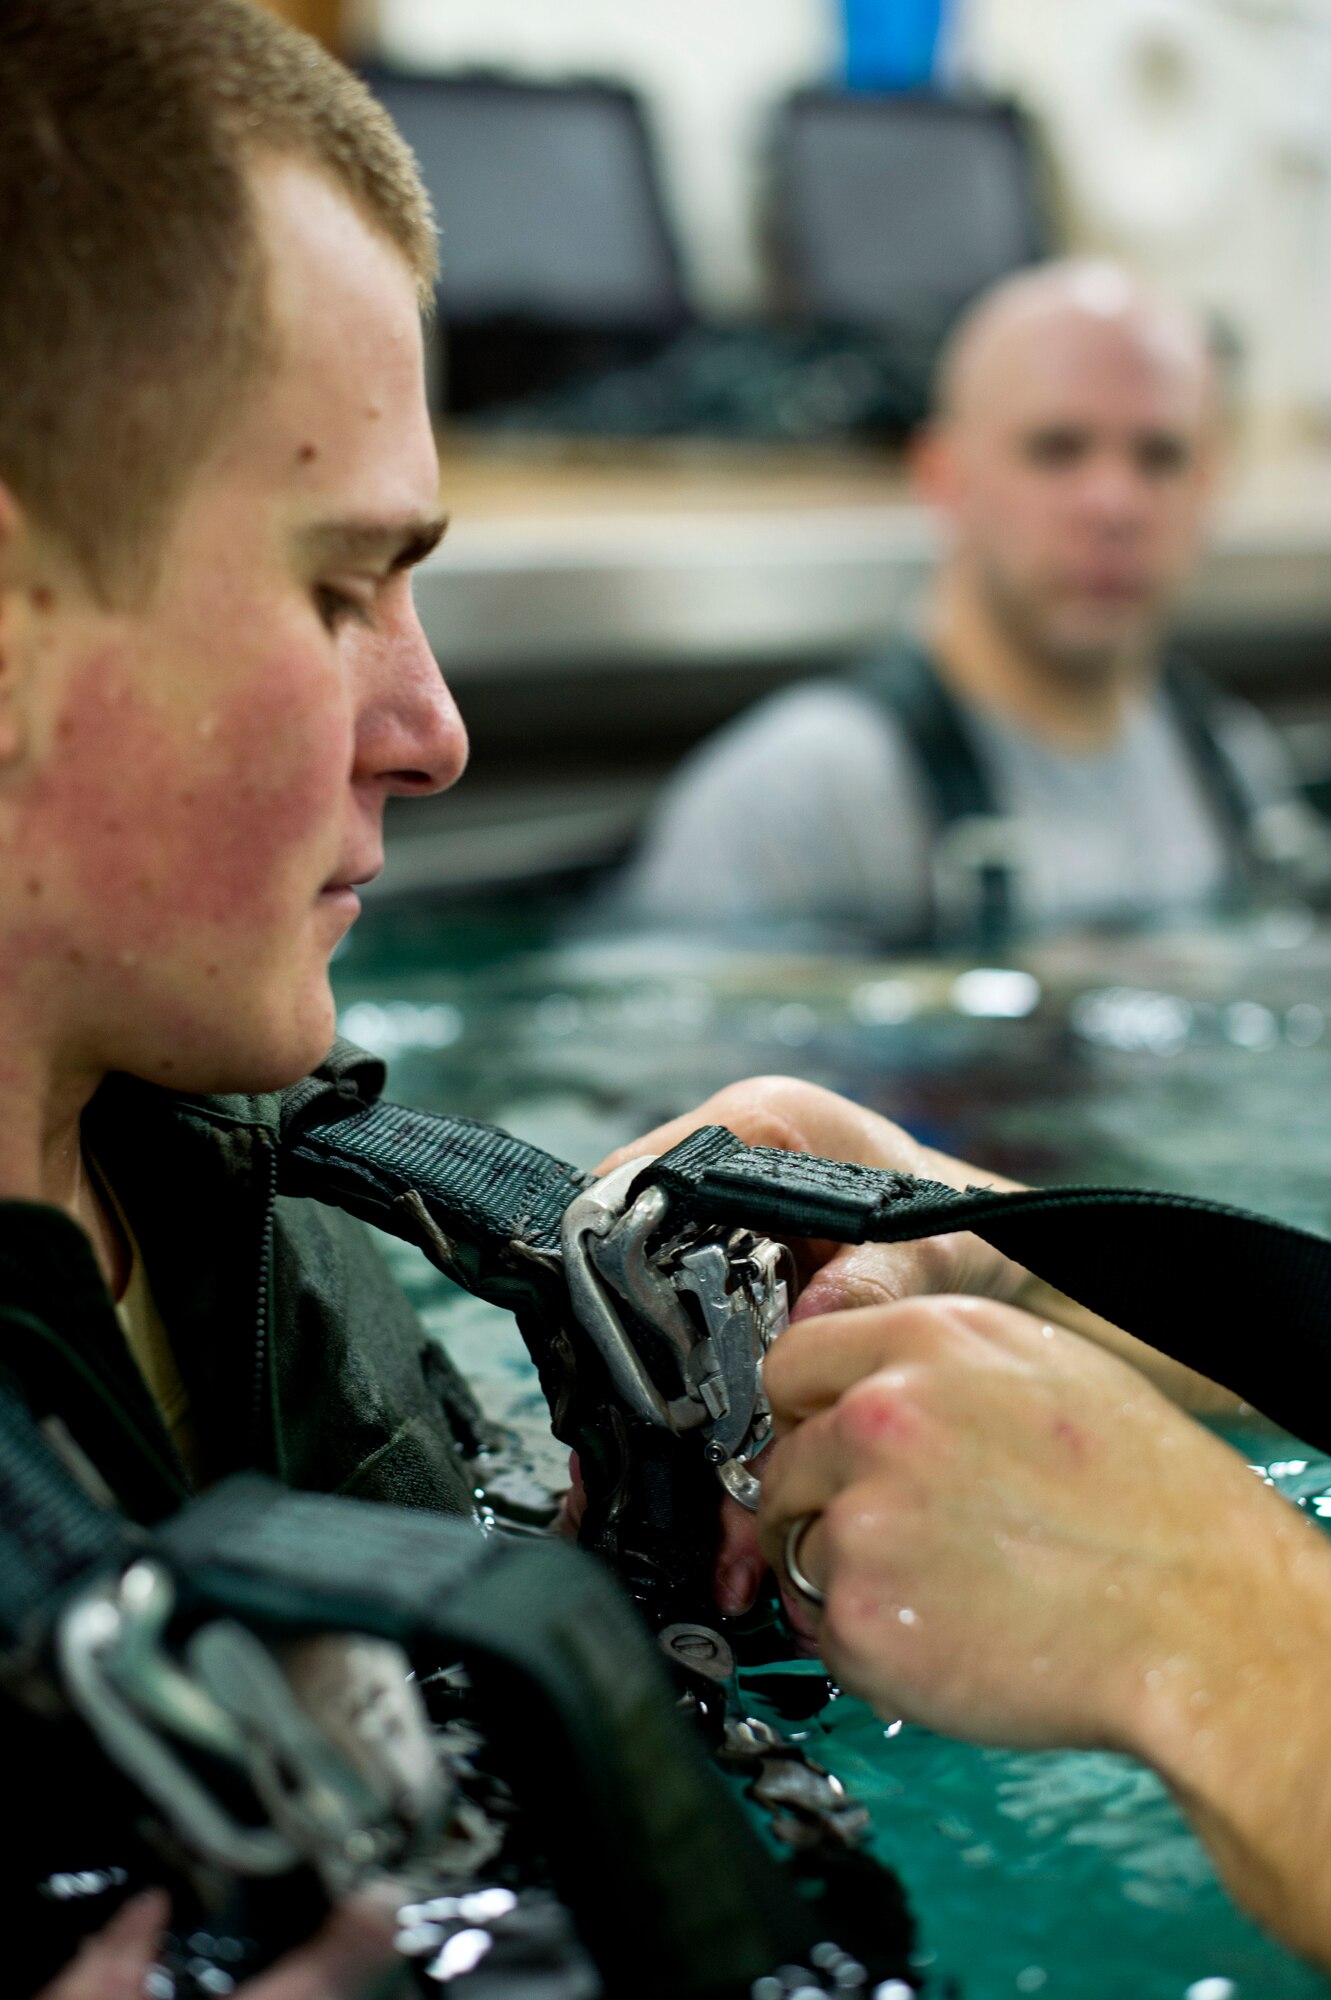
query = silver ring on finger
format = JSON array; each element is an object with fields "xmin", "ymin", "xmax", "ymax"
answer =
[{"xmin": 783, "ymin": 1511, "xmax": 826, "ymax": 1610}]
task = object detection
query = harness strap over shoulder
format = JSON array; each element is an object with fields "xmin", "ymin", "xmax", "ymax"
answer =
[
  {"xmin": 281, "ymin": 1085, "xmax": 1331, "ymax": 1451},
  {"xmin": 1161, "ymin": 658, "xmax": 1259, "ymax": 874},
  {"xmin": 281, "ymin": 1093, "xmax": 593, "ymax": 1313},
  {"xmin": 853, "ymin": 642, "xmax": 998, "ymax": 829},
  {"xmin": 852, "ymin": 641, "xmax": 1012, "ymax": 948}
]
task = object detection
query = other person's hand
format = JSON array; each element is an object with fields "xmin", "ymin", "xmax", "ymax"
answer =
[
  {"xmin": 600, "ymin": 1077, "xmax": 1032, "ymax": 1613},
  {"xmin": 757, "ymin": 1293, "xmax": 1331, "ymax": 1965},
  {"xmin": 599, "ymin": 1075, "xmax": 1027, "ymax": 1319},
  {"xmin": 599, "ymin": 1076, "xmax": 1235, "ymax": 1614}
]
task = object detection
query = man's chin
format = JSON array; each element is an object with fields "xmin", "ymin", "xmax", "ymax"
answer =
[
  {"xmin": 146, "ymin": 991, "xmax": 339, "ymax": 1099},
  {"xmin": 1038, "ymin": 612, "xmax": 1156, "ymax": 678},
  {"xmin": 246, "ymin": 1004, "xmax": 341, "ymax": 1094},
  {"xmin": 983, "ymin": 572, "xmax": 1160, "ymax": 678}
]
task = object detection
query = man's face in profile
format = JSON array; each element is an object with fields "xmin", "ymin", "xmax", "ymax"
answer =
[
  {"xmin": 925, "ymin": 304, "xmax": 1218, "ymax": 675},
  {"xmin": 17, "ymin": 159, "xmax": 466, "ymax": 1096}
]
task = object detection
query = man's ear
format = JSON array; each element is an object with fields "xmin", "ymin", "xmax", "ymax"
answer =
[{"xmin": 908, "ymin": 419, "xmax": 962, "ymax": 516}]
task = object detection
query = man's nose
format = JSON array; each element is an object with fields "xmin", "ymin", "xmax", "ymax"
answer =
[
  {"xmin": 353, "ymin": 598, "xmax": 468, "ymax": 799},
  {"xmin": 1077, "ymin": 452, "xmax": 1152, "ymax": 530}
]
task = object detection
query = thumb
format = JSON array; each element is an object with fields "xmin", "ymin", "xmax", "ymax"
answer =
[{"xmin": 36, "ymin": 1887, "xmax": 170, "ymax": 2000}]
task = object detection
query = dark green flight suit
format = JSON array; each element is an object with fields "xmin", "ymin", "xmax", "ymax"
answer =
[{"xmin": 0, "ymin": 1040, "xmax": 479, "ymax": 1988}]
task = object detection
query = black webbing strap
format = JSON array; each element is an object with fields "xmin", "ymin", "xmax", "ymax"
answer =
[
  {"xmin": 280, "ymin": 1096, "xmax": 593, "ymax": 1307},
  {"xmin": 852, "ymin": 642, "xmax": 1013, "ymax": 948},
  {"xmin": 853, "ymin": 642, "xmax": 996, "ymax": 828},
  {"xmin": 637, "ymin": 1126, "xmax": 1331, "ymax": 1450},
  {"xmin": 0, "ymin": 1378, "xmax": 132, "ymax": 1654},
  {"xmin": 1161, "ymin": 658, "xmax": 1259, "ymax": 889},
  {"xmin": 156, "ymin": 1476, "xmax": 832, "ymax": 1999}
]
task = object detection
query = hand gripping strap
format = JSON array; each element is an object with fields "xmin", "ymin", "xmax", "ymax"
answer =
[{"xmin": 641, "ymin": 1127, "xmax": 1331, "ymax": 1452}]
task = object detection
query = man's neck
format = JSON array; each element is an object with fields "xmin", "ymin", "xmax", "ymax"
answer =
[
  {"xmin": 925, "ymin": 566, "xmax": 1152, "ymax": 753},
  {"xmin": 0, "ymin": 1035, "xmax": 126, "ymax": 1293}
]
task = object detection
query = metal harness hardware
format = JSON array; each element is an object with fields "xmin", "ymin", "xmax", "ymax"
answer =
[
  {"xmin": 24, "ymin": 1463, "xmax": 873, "ymax": 1997},
  {"xmin": 561, "ymin": 1156, "xmax": 794, "ymax": 1511}
]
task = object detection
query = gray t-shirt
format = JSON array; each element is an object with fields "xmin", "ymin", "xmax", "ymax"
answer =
[{"xmin": 621, "ymin": 669, "xmax": 1303, "ymax": 943}]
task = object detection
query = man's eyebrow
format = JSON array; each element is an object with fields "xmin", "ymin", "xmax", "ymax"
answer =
[{"xmin": 296, "ymin": 514, "xmax": 450, "ymax": 572}]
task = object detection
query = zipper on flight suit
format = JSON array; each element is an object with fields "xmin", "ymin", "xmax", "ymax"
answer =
[{"xmin": 249, "ymin": 1136, "xmax": 279, "ymax": 1475}]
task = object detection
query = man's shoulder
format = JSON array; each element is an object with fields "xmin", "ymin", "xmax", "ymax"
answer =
[
  {"xmin": 1195, "ymin": 686, "xmax": 1297, "ymax": 809},
  {"xmin": 682, "ymin": 672, "xmax": 920, "ymax": 800},
  {"xmin": 80, "ymin": 1045, "xmax": 479, "ymax": 1511},
  {"xmin": 724, "ymin": 673, "xmax": 899, "ymax": 744}
]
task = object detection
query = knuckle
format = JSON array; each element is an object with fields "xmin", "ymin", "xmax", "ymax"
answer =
[
  {"xmin": 889, "ymin": 1294, "xmax": 975, "ymax": 1348},
  {"xmin": 835, "ymin": 1367, "xmax": 920, "ymax": 1447},
  {"xmin": 935, "ymin": 1293, "xmax": 1023, "ymax": 1346},
  {"xmin": 745, "ymin": 1109, "xmax": 810, "ymax": 1156}
]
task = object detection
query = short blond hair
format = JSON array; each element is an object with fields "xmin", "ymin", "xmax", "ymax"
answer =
[{"xmin": 0, "ymin": 0, "xmax": 438, "ymax": 600}]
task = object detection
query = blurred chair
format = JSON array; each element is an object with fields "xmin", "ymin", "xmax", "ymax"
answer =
[
  {"xmin": 363, "ymin": 66, "xmax": 1050, "ymax": 446},
  {"xmin": 359, "ymin": 70, "xmax": 689, "ymax": 415},
  {"xmin": 771, "ymin": 89, "xmax": 1048, "ymax": 348}
]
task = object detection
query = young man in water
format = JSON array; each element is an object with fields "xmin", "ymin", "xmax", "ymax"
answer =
[
  {"xmin": 7, "ymin": 4, "xmax": 1331, "ymax": 1991},
  {"xmin": 4, "ymin": 3, "xmax": 472, "ymax": 1990}
]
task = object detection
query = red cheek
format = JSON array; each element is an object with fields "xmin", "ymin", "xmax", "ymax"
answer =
[{"xmin": 25, "ymin": 650, "xmax": 347, "ymax": 947}]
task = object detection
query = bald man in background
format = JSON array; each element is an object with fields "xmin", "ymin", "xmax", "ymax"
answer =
[{"xmin": 624, "ymin": 260, "xmax": 1321, "ymax": 946}]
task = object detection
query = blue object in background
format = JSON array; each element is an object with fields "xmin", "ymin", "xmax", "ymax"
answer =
[{"xmin": 843, "ymin": 0, "xmax": 950, "ymax": 91}]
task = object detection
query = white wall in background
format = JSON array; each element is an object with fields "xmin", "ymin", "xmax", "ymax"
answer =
[
  {"xmin": 956, "ymin": 0, "xmax": 1331, "ymax": 436},
  {"xmin": 371, "ymin": 0, "xmax": 838, "ymax": 313}
]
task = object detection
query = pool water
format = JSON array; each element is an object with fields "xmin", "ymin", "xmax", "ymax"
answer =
[{"xmin": 335, "ymin": 905, "xmax": 1331, "ymax": 1997}]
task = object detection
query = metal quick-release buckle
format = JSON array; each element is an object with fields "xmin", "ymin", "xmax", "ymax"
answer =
[
  {"xmin": 560, "ymin": 1158, "xmax": 793, "ymax": 1511},
  {"xmin": 58, "ymin": 1560, "xmax": 451, "ymax": 1896}
]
